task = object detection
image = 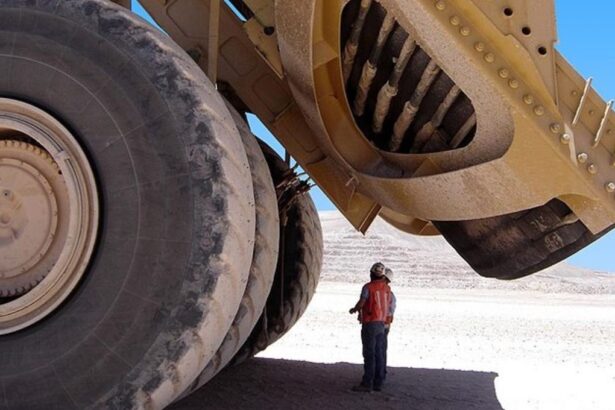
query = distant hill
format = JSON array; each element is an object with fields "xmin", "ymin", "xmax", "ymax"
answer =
[{"xmin": 320, "ymin": 211, "xmax": 615, "ymax": 294}]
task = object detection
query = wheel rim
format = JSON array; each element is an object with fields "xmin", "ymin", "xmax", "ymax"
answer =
[{"xmin": 0, "ymin": 98, "xmax": 99, "ymax": 335}]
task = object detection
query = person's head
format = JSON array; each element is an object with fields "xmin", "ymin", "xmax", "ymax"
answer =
[
  {"xmin": 384, "ymin": 268, "xmax": 393, "ymax": 284},
  {"xmin": 370, "ymin": 262, "xmax": 385, "ymax": 281}
]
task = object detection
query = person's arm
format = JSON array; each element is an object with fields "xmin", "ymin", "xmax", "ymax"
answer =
[
  {"xmin": 349, "ymin": 299, "xmax": 365, "ymax": 314},
  {"xmin": 349, "ymin": 286, "xmax": 369, "ymax": 314}
]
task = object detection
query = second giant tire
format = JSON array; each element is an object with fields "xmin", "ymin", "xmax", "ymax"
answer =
[
  {"xmin": 0, "ymin": 1, "xmax": 254, "ymax": 408},
  {"xmin": 232, "ymin": 144, "xmax": 324, "ymax": 363},
  {"xmin": 181, "ymin": 105, "xmax": 280, "ymax": 397}
]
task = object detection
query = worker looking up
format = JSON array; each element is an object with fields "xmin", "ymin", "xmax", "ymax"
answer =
[{"xmin": 349, "ymin": 262, "xmax": 392, "ymax": 392}]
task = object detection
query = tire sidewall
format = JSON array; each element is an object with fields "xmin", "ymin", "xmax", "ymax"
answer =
[{"xmin": 0, "ymin": 2, "xmax": 253, "ymax": 408}]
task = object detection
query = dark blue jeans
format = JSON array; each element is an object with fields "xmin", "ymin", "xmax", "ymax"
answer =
[
  {"xmin": 383, "ymin": 326, "xmax": 390, "ymax": 378},
  {"xmin": 361, "ymin": 321, "xmax": 385, "ymax": 388}
]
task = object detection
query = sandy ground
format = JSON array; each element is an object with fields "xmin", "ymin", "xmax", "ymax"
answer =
[{"xmin": 172, "ymin": 282, "xmax": 615, "ymax": 410}]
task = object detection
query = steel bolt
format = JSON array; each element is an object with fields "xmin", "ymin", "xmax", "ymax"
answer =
[
  {"xmin": 587, "ymin": 164, "xmax": 598, "ymax": 175},
  {"xmin": 498, "ymin": 69, "xmax": 509, "ymax": 79},
  {"xmin": 560, "ymin": 134, "xmax": 571, "ymax": 144},
  {"xmin": 508, "ymin": 79, "xmax": 519, "ymax": 89},
  {"xmin": 484, "ymin": 53, "xmax": 495, "ymax": 63},
  {"xmin": 474, "ymin": 42, "xmax": 485, "ymax": 52},
  {"xmin": 523, "ymin": 94, "xmax": 534, "ymax": 105},
  {"xmin": 460, "ymin": 26, "xmax": 471, "ymax": 36},
  {"xmin": 450, "ymin": 16, "xmax": 461, "ymax": 26},
  {"xmin": 577, "ymin": 152, "xmax": 588, "ymax": 163},
  {"xmin": 550, "ymin": 123, "xmax": 562, "ymax": 134},
  {"xmin": 534, "ymin": 106, "xmax": 545, "ymax": 116},
  {"xmin": 606, "ymin": 182, "xmax": 615, "ymax": 193},
  {"xmin": 435, "ymin": 1, "xmax": 446, "ymax": 11}
]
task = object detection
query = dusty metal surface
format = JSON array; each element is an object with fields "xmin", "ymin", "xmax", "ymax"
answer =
[
  {"xmin": 139, "ymin": 0, "xmax": 615, "ymax": 275},
  {"xmin": 0, "ymin": 141, "xmax": 59, "ymax": 297},
  {"xmin": 207, "ymin": 0, "xmax": 221, "ymax": 83},
  {"xmin": 275, "ymin": 0, "xmax": 614, "ymax": 230}
]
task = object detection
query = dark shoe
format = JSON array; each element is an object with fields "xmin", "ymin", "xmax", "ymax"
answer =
[{"xmin": 351, "ymin": 384, "xmax": 372, "ymax": 393}]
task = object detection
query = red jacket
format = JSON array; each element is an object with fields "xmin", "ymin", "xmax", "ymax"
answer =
[{"xmin": 360, "ymin": 280, "xmax": 392, "ymax": 324}]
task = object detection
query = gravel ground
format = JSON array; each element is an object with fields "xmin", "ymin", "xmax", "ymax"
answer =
[{"xmin": 173, "ymin": 282, "xmax": 615, "ymax": 410}]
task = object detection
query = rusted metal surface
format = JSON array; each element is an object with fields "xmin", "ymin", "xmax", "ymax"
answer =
[
  {"xmin": 342, "ymin": 0, "xmax": 373, "ymax": 84},
  {"xmin": 351, "ymin": 13, "xmax": 395, "ymax": 117},
  {"xmin": 372, "ymin": 36, "xmax": 416, "ymax": 133},
  {"xmin": 390, "ymin": 60, "xmax": 442, "ymax": 151}
]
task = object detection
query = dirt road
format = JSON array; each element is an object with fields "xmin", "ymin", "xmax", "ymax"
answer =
[{"xmin": 172, "ymin": 282, "xmax": 615, "ymax": 409}]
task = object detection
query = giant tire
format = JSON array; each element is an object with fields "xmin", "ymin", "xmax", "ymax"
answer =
[
  {"xmin": 232, "ymin": 144, "xmax": 323, "ymax": 364},
  {"xmin": 181, "ymin": 105, "xmax": 279, "ymax": 396},
  {"xmin": 434, "ymin": 199, "xmax": 615, "ymax": 279},
  {"xmin": 0, "ymin": 1, "xmax": 255, "ymax": 409}
]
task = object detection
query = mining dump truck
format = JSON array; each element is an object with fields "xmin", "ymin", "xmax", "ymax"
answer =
[{"xmin": 0, "ymin": 0, "xmax": 613, "ymax": 408}]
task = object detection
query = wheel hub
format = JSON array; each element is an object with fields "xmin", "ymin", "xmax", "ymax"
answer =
[
  {"xmin": 0, "ymin": 99, "xmax": 99, "ymax": 334},
  {"xmin": 0, "ymin": 142, "xmax": 60, "ymax": 296}
]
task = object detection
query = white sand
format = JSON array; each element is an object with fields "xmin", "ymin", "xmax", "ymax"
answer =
[{"xmin": 174, "ymin": 282, "xmax": 615, "ymax": 409}]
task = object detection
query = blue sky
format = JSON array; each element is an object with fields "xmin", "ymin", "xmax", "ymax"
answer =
[{"xmin": 133, "ymin": 1, "xmax": 614, "ymax": 272}]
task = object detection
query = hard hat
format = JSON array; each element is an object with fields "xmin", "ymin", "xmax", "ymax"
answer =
[
  {"xmin": 384, "ymin": 268, "xmax": 393, "ymax": 282},
  {"xmin": 370, "ymin": 262, "xmax": 385, "ymax": 277}
]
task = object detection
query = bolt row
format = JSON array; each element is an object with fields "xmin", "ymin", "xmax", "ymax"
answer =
[
  {"xmin": 436, "ymin": 2, "xmax": 546, "ymax": 123},
  {"xmin": 434, "ymin": 0, "xmax": 615, "ymax": 198}
]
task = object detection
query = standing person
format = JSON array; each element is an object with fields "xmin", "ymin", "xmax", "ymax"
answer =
[
  {"xmin": 349, "ymin": 262, "xmax": 392, "ymax": 392},
  {"xmin": 383, "ymin": 268, "xmax": 397, "ymax": 380}
]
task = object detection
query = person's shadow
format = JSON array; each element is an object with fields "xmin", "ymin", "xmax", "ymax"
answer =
[{"xmin": 171, "ymin": 358, "xmax": 503, "ymax": 410}]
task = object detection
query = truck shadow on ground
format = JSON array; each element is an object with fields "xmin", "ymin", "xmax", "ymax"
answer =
[{"xmin": 171, "ymin": 358, "xmax": 503, "ymax": 410}]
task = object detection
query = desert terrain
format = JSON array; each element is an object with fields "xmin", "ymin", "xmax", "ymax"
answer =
[{"xmin": 173, "ymin": 212, "xmax": 615, "ymax": 409}]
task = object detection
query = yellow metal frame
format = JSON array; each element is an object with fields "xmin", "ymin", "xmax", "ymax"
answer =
[
  {"xmin": 140, "ymin": 0, "xmax": 615, "ymax": 235},
  {"xmin": 275, "ymin": 0, "xmax": 615, "ymax": 234}
]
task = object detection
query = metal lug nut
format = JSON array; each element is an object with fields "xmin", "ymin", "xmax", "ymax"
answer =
[
  {"xmin": 606, "ymin": 182, "xmax": 615, "ymax": 193},
  {"xmin": 550, "ymin": 123, "xmax": 562, "ymax": 133},
  {"xmin": 560, "ymin": 134, "xmax": 571, "ymax": 144},
  {"xmin": 577, "ymin": 152, "xmax": 588, "ymax": 163}
]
